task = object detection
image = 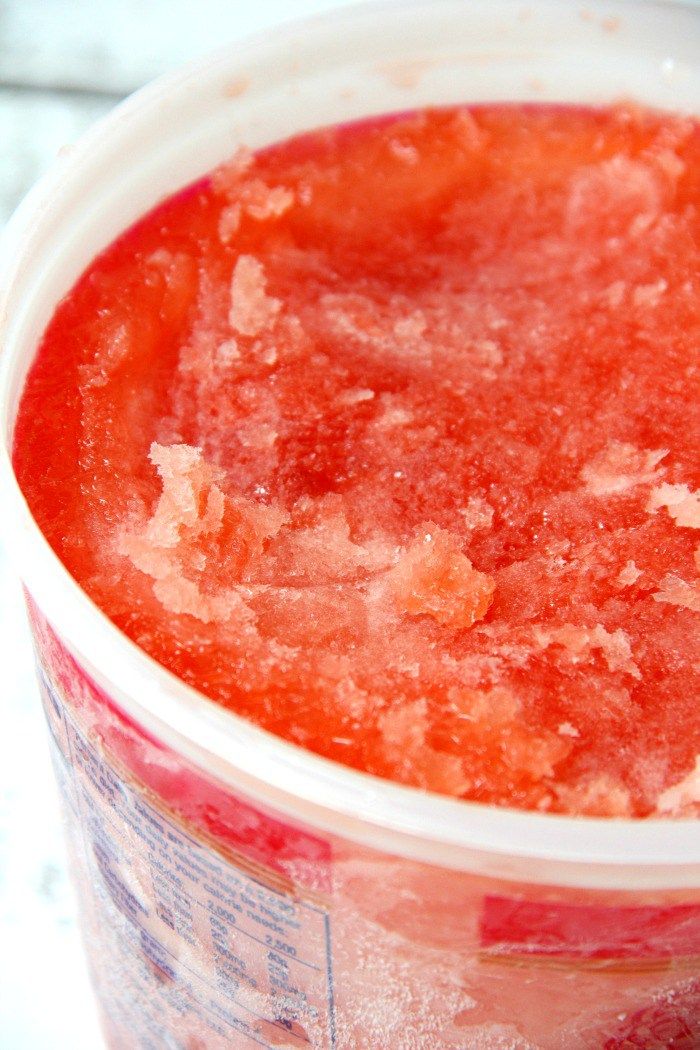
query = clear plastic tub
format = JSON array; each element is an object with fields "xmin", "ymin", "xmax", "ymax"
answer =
[{"xmin": 1, "ymin": 2, "xmax": 699, "ymax": 1047}]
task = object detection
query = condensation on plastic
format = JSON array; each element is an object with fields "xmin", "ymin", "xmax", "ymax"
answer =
[{"xmin": 1, "ymin": 2, "xmax": 700, "ymax": 1047}]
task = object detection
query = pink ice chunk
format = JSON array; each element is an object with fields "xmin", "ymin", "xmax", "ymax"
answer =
[
  {"xmin": 602, "ymin": 280, "xmax": 626, "ymax": 308},
  {"xmin": 215, "ymin": 338, "xmax": 241, "ymax": 366},
  {"xmin": 336, "ymin": 387, "xmax": 375, "ymax": 406},
  {"xmin": 276, "ymin": 496, "xmax": 394, "ymax": 583},
  {"xmin": 218, "ymin": 202, "xmax": 242, "ymax": 243},
  {"xmin": 632, "ymin": 278, "xmax": 667, "ymax": 308},
  {"xmin": 444, "ymin": 685, "xmax": 573, "ymax": 783},
  {"xmin": 119, "ymin": 443, "xmax": 286, "ymax": 623},
  {"xmin": 218, "ymin": 182, "xmax": 294, "ymax": 244},
  {"xmin": 615, "ymin": 560, "xmax": 643, "ymax": 587},
  {"xmin": 378, "ymin": 700, "xmax": 470, "ymax": 795},
  {"xmin": 581, "ymin": 441, "xmax": 667, "ymax": 496},
  {"xmin": 388, "ymin": 139, "xmax": 420, "ymax": 165},
  {"xmin": 653, "ymin": 574, "xmax": 700, "ymax": 612},
  {"xmin": 78, "ymin": 321, "xmax": 131, "ymax": 390},
  {"xmin": 566, "ymin": 154, "xmax": 663, "ymax": 236},
  {"xmin": 241, "ymin": 179, "xmax": 294, "ymax": 221},
  {"xmin": 393, "ymin": 309, "xmax": 427, "ymax": 341},
  {"xmin": 448, "ymin": 685, "xmax": 522, "ymax": 725},
  {"xmin": 646, "ymin": 482, "xmax": 700, "ymax": 528},
  {"xmin": 229, "ymin": 255, "xmax": 282, "ymax": 337},
  {"xmin": 458, "ymin": 496, "xmax": 494, "ymax": 531},
  {"xmin": 389, "ymin": 526, "xmax": 495, "ymax": 628},
  {"xmin": 211, "ymin": 145, "xmax": 253, "ymax": 194},
  {"xmin": 467, "ymin": 338, "xmax": 503, "ymax": 370},
  {"xmin": 656, "ymin": 756, "xmax": 700, "ymax": 815},
  {"xmin": 144, "ymin": 443, "xmax": 225, "ymax": 548},
  {"xmin": 555, "ymin": 774, "xmax": 632, "ymax": 817},
  {"xmin": 374, "ymin": 398, "xmax": 414, "ymax": 429},
  {"xmin": 534, "ymin": 623, "xmax": 641, "ymax": 678},
  {"xmin": 152, "ymin": 575, "xmax": 251, "ymax": 624}
]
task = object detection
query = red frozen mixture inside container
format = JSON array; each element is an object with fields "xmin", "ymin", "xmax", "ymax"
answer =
[{"xmin": 13, "ymin": 104, "xmax": 700, "ymax": 817}]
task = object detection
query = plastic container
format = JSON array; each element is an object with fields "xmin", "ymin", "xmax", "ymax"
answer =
[{"xmin": 1, "ymin": 2, "xmax": 700, "ymax": 1046}]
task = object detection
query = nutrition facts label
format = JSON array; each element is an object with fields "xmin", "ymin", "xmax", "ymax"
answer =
[{"xmin": 38, "ymin": 666, "xmax": 336, "ymax": 1050}]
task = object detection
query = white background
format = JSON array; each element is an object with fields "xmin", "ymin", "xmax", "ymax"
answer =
[{"xmin": 0, "ymin": 3, "xmax": 356, "ymax": 1046}]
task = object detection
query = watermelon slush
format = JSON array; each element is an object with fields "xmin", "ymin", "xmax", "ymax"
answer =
[{"xmin": 13, "ymin": 104, "xmax": 700, "ymax": 818}]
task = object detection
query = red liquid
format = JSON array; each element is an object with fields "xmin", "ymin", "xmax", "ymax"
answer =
[{"xmin": 14, "ymin": 104, "xmax": 700, "ymax": 816}]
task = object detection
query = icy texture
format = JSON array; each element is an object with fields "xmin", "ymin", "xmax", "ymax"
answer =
[
  {"xmin": 657, "ymin": 756, "xmax": 700, "ymax": 815},
  {"xmin": 118, "ymin": 443, "xmax": 287, "ymax": 624},
  {"xmin": 229, "ymin": 255, "xmax": 282, "ymax": 337},
  {"xmin": 581, "ymin": 442, "xmax": 667, "ymax": 496},
  {"xmin": 647, "ymin": 482, "xmax": 700, "ymax": 528},
  {"xmin": 389, "ymin": 528, "xmax": 495, "ymax": 629},
  {"xmin": 653, "ymin": 574, "xmax": 700, "ymax": 612},
  {"xmin": 13, "ymin": 104, "xmax": 700, "ymax": 816},
  {"xmin": 616, "ymin": 561, "xmax": 642, "ymax": 588}
]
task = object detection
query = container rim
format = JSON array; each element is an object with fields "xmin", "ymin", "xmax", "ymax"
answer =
[{"xmin": 1, "ymin": 0, "xmax": 699, "ymax": 888}]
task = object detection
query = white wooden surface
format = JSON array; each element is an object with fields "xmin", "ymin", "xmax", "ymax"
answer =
[{"xmin": 0, "ymin": 3, "xmax": 358, "ymax": 1047}]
